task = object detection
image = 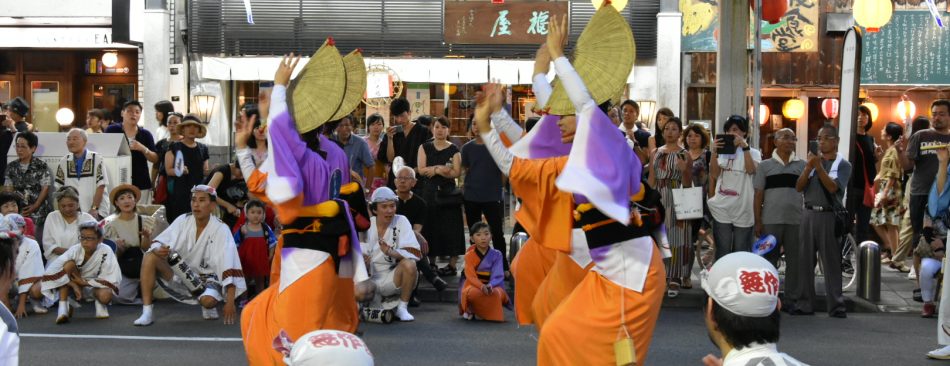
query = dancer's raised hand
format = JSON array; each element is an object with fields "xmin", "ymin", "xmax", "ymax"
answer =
[
  {"xmin": 546, "ymin": 14, "xmax": 568, "ymax": 59},
  {"xmin": 274, "ymin": 53, "xmax": 300, "ymax": 86}
]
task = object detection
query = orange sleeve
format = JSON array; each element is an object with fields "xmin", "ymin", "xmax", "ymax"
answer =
[
  {"xmin": 464, "ymin": 249, "xmax": 484, "ymax": 289},
  {"xmin": 247, "ymin": 169, "xmax": 303, "ymax": 225},
  {"xmin": 509, "ymin": 156, "xmax": 573, "ymax": 253}
]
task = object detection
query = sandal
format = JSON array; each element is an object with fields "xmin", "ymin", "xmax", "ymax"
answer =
[
  {"xmin": 667, "ymin": 282, "xmax": 680, "ymax": 298},
  {"xmin": 681, "ymin": 277, "xmax": 693, "ymax": 289},
  {"xmin": 438, "ymin": 265, "xmax": 458, "ymax": 277},
  {"xmin": 913, "ymin": 288, "xmax": 923, "ymax": 303}
]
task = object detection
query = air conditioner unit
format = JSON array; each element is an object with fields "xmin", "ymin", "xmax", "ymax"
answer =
[{"xmin": 826, "ymin": 13, "xmax": 855, "ymax": 34}]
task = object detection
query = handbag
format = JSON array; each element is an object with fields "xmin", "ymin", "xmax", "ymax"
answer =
[
  {"xmin": 153, "ymin": 174, "xmax": 168, "ymax": 204},
  {"xmin": 671, "ymin": 186, "xmax": 704, "ymax": 220},
  {"xmin": 856, "ymin": 143, "xmax": 875, "ymax": 208},
  {"xmin": 819, "ymin": 180, "xmax": 852, "ymax": 238},
  {"xmin": 117, "ymin": 215, "xmax": 145, "ymax": 278}
]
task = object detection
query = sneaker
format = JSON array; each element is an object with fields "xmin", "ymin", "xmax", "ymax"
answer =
[
  {"xmin": 32, "ymin": 305, "xmax": 48, "ymax": 314},
  {"xmin": 202, "ymin": 307, "xmax": 220, "ymax": 320},
  {"xmin": 432, "ymin": 277, "xmax": 448, "ymax": 292},
  {"xmin": 927, "ymin": 345, "xmax": 950, "ymax": 360},
  {"xmin": 409, "ymin": 296, "xmax": 422, "ymax": 308},
  {"xmin": 394, "ymin": 306, "xmax": 414, "ymax": 322},
  {"xmin": 461, "ymin": 312, "xmax": 473, "ymax": 320},
  {"xmin": 830, "ymin": 309, "xmax": 847, "ymax": 319},
  {"xmin": 909, "ymin": 266, "xmax": 918, "ymax": 280},
  {"xmin": 95, "ymin": 301, "xmax": 109, "ymax": 319}
]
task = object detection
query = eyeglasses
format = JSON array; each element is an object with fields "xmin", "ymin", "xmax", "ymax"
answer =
[
  {"xmin": 817, "ymin": 135, "xmax": 838, "ymax": 141},
  {"xmin": 395, "ymin": 177, "xmax": 415, "ymax": 181},
  {"xmin": 78, "ymin": 236, "xmax": 98, "ymax": 242}
]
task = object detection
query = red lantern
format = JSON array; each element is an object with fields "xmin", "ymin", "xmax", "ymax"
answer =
[
  {"xmin": 821, "ymin": 98, "xmax": 840, "ymax": 120},
  {"xmin": 751, "ymin": 0, "xmax": 789, "ymax": 25}
]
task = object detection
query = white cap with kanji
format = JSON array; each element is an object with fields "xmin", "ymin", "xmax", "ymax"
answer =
[
  {"xmin": 701, "ymin": 252, "xmax": 780, "ymax": 318},
  {"xmin": 286, "ymin": 329, "xmax": 374, "ymax": 366}
]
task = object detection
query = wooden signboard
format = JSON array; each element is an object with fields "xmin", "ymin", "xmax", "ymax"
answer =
[{"xmin": 444, "ymin": 1, "xmax": 568, "ymax": 45}]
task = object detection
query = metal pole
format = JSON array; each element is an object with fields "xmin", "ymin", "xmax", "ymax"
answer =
[
  {"xmin": 752, "ymin": 0, "xmax": 763, "ymax": 148},
  {"xmin": 857, "ymin": 241, "xmax": 881, "ymax": 302}
]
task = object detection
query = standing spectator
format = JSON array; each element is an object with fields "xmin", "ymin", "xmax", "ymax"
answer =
[
  {"xmin": 3, "ymin": 97, "xmax": 30, "ymax": 133},
  {"xmin": 708, "ymin": 115, "xmax": 761, "ymax": 259},
  {"xmin": 42, "ymin": 186, "xmax": 96, "ymax": 263},
  {"xmin": 232, "ymin": 200, "xmax": 277, "ymax": 301},
  {"xmin": 647, "ymin": 107, "xmax": 675, "ymax": 154},
  {"xmin": 683, "ymin": 123, "xmax": 711, "ymax": 283},
  {"xmin": 85, "ymin": 109, "xmax": 107, "ymax": 133},
  {"xmin": 163, "ymin": 114, "xmax": 210, "ymax": 222},
  {"xmin": 417, "ymin": 117, "xmax": 464, "ymax": 276},
  {"xmin": 106, "ymin": 101, "xmax": 158, "ymax": 203},
  {"xmin": 152, "ymin": 100, "xmax": 175, "ymax": 142},
  {"xmin": 0, "ymin": 105, "xmax": 16, "ymax": 186},
  {"xmin": 647, "ymin": 117, "xmax": 691, "ymax": 297},
  {"xmin": 849, "ymin": 105, "xmax": 878, "ymax": 244},
  {"xmin": 55, "ymin": 128, "xmax": 109, "ymax": 219},
  {"xmin": 335, "ymin": 114, "xmax": 375, "ymax": 182},
  {"xmin": 794, "ymin": 124, "xmax": 850, "ymax": 318},
  {"xmin": 101, "ymin": 184, "xmax": 154, "ymax": 304},
  {"xmin": 393, "ymin": 165, "xmax": 447, "ymax": 293},
  {"xmin": 204, "ymin": 162, "xmax": 248, "ymax": 229},
  {"xmin": 152, "ymin": 112, "xmax": 182, "ymax": 207},
  {"xmin": 893, "ymin": 116, "xmax": 931, "ymax": 274},
  {"xmin": 753, "ymin": 128, "xmax": 805, "ymax": 268},
  {"xmin": 621, "ymin": 100, "xmax": 650, "ymax": 164},
  {"xmin": 101, "ymin": 109, "xmax": 115, "ymax": 129},
  {"xmin": 461, "ymin": 120, "xmax": 508, "ymax": 273},
  {"xmin": 364, "ymin": 113, "xmax": 387, "ymax": 194},
  {"xmin": 872, "ymin": 122, "xmax": 905, "ymax": 269},
  {"xmin": 925, "ymin": 145, "xmax": 950, "ymax": 358},
  {"xmin": 242, "ymin": 105, "xmax": 267, "ymax": 167},
  {"xmin": 0, "ymin": 226, "xmax": 20, "ymax": 364},
  {"xmin": 377, "ymin": 98, "xmax": 432, "ymax": 189},
  {"xmin": 3, "ymin": 131, "xmax": 52, "ymax": 237},
  {"xmin": 901, "ymin": 100, "xmax": 950, "ymax": 279}
]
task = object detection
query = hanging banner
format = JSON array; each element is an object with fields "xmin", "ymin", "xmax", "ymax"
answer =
[
  {"xmin": 444, "ymin": 1, "xmax": 568, "ymax": 44},
  {"xmin": 681, "ymin": 0, "xmax": 820, "ymax": 52}
]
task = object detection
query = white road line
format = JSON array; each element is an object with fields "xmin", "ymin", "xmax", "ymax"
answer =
[{"xmin": 21, "ymin": 333, "xmax": 243, "ymax": 342}]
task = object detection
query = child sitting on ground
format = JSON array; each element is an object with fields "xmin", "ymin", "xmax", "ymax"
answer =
[
  {"xmin": 0, "ymin": 193, "xmax": 33, "ymax": 239},
  {"xmin": 459, "ymin": 222, "xmax": 510, "ymax": 322},
  {"xmin": 233, "ymin": 200, "xmax": 276, "ymax": 301},
  {"xmin": 3, "ymin": 214, "xmax": 47, "ymax": 317},
  {"xmin": 41, "ymin": 221, "xmax": 121, "ymax": 324}
]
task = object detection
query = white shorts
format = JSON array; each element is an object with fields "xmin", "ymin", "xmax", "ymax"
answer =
[{"xmin": 372, "ymin": 270, "xmax": 400, "ymax": 297}]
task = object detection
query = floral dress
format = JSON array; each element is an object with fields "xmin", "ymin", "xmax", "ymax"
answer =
[
  {"xmin": 651, "ymin": 147, "xmax": 693, "ymax": 282},
  {"xmin": 870, "ymin": 146, "xmax": 902, "ymax": 226},
  {"xmin": 3, "ymin": 158, "xmax": 53, "ymax": 226}
]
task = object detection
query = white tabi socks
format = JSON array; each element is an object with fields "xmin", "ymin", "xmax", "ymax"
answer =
[
  {"xmin": 95, "ymin": 300, "xmax": 109, "ymax": 319},
  {"xmin": 134, "ymin": 304, "xmax": 154, "ymax": 326},
  {"xmin": 395, "ymin": 301, "xmax": 414, "ymax": 322}
]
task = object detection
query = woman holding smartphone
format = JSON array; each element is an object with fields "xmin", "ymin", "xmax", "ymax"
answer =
[
  {"xmin": 708, "ymin": 115, "xmax": 761, "ymax": 259},
  {"xmin": 648, "ymin": 117, "xmax": 692, "ymax": 298}
]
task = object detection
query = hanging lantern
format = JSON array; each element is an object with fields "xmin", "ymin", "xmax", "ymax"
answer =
[
  {"xmin": 861, "ymin": 101, "xmax": 879, "ymax": 122},
  {"xmin": 751, "ymin": 0, "xmax": 789, "ymax": 25},
  {"xmin": 821, "ymin": 98, "xmax": 840, "ymax": 120},
  {"xmin": 591, "ymin": 0, "xmax": 628, "ymax": 11},
  {"xmin": 749, "ymin": 104, "xmax": 771, "ymax": 126},
  {"xmin": 782, "ymin": 99, "xmax": 805, "ymax": 120},
  {"xmin": 896, "ymin": 96, "xmax": 916, "ymax": 121},
  {"xmin": 853, "ymin": 0, "xmax": 893, "ymax": 33}
]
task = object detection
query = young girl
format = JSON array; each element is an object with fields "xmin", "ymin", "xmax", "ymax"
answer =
[
  {"xmin": 459, "ymin": 222, "xmax": 509, "ymax": 322},
  {"xmin": 0, "ymin": 193, "xmax": 34, "ymax": 239},
  {"xmin": 233, "ymin": 200, "xmax": 276, "ymax": 300}
]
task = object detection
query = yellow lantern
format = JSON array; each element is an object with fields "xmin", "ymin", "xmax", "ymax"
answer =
[
  {"xmin": 896, "ymin": 96, "xmax": 916, "ymax": 121},
  {"xmin": 782, "ymin": 99, "xmax": 805, "ymax": 120},
  {"xmin": 861, "ymin": 101, "xmax": 879, "ymax": 122},
  {"xmin": 591, "ymin": 0, "xmax": 628, "ymax": 11},
  {"xmin": 853, "ymin": 0, "xmax": 893, "ymax": 33},
  {"xmin": 749, "ymin": 104, "xmax": 771, "ymax": 126}
]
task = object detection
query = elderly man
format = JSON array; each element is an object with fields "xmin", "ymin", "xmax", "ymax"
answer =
[
  {"xmin": 753, "ymin": 128, "xmax": 805, "ymax": 267},
  {"xmin": 134, "ymin": 185, "xmax": 245, "ymax": 326},
  {"xmin": 701, "ymin": 252, "xmax": 808, "ymax": 366},
  {"xmin": 335, "ymin": 115, "xmax": 375, "ymax": 181},
  {"xmin": 55, "ymin": 128, "xmax": 110, "ymax": 219},
  {"xmin": 105, "ymin": 101, "xmax": 158, "ymax": 203},
  {"xmin": 394, "ymin": 164, "xmax": 447, "ymax": 295},
  {"xmin": 363, "ymin": 187, "xmax": 421, "ymax": 321}
]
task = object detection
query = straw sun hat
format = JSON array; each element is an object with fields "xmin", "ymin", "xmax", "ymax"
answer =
[
  {"xmin": 544, "ymin": 5, "xmax": 636, "ymax": 116},
  {"xmin": 179, "ymin": 114, "xmax": 209, "ymax": 138},
  {"xmin": 288, "ymin": 38, "xmax": 368, "ymax": 134}
]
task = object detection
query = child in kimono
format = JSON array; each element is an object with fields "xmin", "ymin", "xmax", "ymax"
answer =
[
  {"xmin": 41, "ymin": 221, "xmax": 121, "ymax": 323},
  {"xmin": 233, "ymin": 199, "xmax": 277, "ymax": 301},
  {"xmin": 459, "ymin": 222, "xmax": 509, "ymax": 322},
  {"xmin": 3, "ymin": 214, "xmax": 47, "ymax": 317}
]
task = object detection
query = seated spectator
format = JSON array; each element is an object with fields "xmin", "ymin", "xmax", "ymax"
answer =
[
  {"xmin": 232, "ymin": 200, "xmax": 276, "ymax": 300},
  {"xmin": 205, "ymin": 161, "xmax": 248, "ymax": 229},
  {"xmin": 0, "ymin": 193, "xmax": 33, "ymax": 239},
  {"xmin": 41, "ymin": 221, "xmax": 121, "ymax": 323},
  {"xmin": 701, "ymin": 252, "xmax": 806, "ymax": 366},
  {"xmin": 55, "ymin": 128, "xmax": 110, "ymax": 219},
  {"xmin": 393, "ymin": 164, "xmax": 446, "ymax": 293},
  {"xmin": 101, "ymin": 184, "xmax": 155, "ymax": 304},
  {"xmin": 3, "ymin": 131, "xmax": 52, "ymax": 238},
  {"xmin": 2, "ymin": 214, "xmax": 46, "ymax": 317},
  {"xmin": 917, "ymin": 225, "xmax": 942, "ymax": 319},
  {"xmin": 363, "ymin": 187, "xmax": 420, "ymax": 322},
  {"xmin": 134, "ymin": 185, "xmax": 245, "ymax": 326},
  {"xmin": 459, "ymin": 222, "xmax": 510, "ymax": 322},
  {"xmin": 0, "ymin": 224, "xmax": 18, "ymax": 364},
  {"xmin": 42, "ymin": 187, "xmax": 96, "ymax": 263}
]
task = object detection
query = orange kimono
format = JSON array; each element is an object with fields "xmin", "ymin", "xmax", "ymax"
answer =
[
  {"xmin": 530, "ymin": 240, "xmax": 594, "ymax": 330},
  {"xmin": 459, "ymin": 246, "xmax": 510, "ymax": 322}
]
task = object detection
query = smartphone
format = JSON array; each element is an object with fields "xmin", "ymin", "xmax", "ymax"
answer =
[
  {"xmin": 716, "ymin": 134, "xmax": 736, "ymax": 155},
  {"xmin": 808, "ymin": 140, "xmax": 819, "ymax": 155},
  {"xmin": 393, "ymin": 125, "xmax": 404, "ymax": 134}
]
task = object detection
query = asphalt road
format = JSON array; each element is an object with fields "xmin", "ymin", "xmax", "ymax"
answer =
[{"xmin": 16, "ymin": 299, "xmax": 946, "ymax": 365}]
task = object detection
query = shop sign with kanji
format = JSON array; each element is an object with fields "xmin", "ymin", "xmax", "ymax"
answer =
[{"xmin": 444, "ymin": 1, "xmax": 569, "ymax": 45}]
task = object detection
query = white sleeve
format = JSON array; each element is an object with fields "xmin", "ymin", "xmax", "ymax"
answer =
[
  {"xmin": 87, "ymin": 246, "xmax": 122, "ymax": 291},
  {"xmin": 235, "ymin": 148, "xmax": 257, "ymax": 183},
  {"xmin": 395, "ymin": 217, "xmax": 420, "ymax": 257},
  {"xmin": 214, "ymin": 225, "xmax": 247, "ymax": 298},
  {"xmin": 41, "ymin": 213, "xmax": 58, "ymax": 260},
  {"xmin": 268, "ymin": 85, "xmax": 288, "ymax": 123},
  {"xmin": 553, "ymin": 57, "xmax": 596, "ymax": 113},
  {"xmin": 490, "ymin": 109, "xmax": 524, "ymax": 144},
  {"xmin": 533, "ymin": 73, "xmax": 553, "ymax": 107},
  {"xmin": 151, "ymin": 215, "xmax": 185, "ymax": 250},
  {"xmin": 480, "ymin": 130, "xmax": 514, "ymax": 175}
]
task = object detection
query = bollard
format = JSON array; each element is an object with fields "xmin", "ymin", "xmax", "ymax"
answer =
[
  {"xmin": 856, "ymin": 240, "xmax": 881, "ymax": 302},
  {"xmin": 509, "ymin": 232, "xmax": 528, "ymax": 263}
]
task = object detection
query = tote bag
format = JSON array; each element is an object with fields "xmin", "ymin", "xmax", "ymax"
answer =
[{"xmin": 671, "ymin": 186, "xmax": 704, "ymax": 220}]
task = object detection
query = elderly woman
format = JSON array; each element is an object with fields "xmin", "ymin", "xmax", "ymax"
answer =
[
  {"xmin": 417, "ymin": 117, "xmax": 465, "ymax": 276},
  {"xmin": 42, "ymin": 186, "xmax": 96, "ymax": 263},
  {"xmin": 41, "ymin": 220, "xmax": 121, "ymax": 323},
  {"xmin": 101, "ymin": 184, "xmax": 154, "ymax": 303},
  {"xmin": 3, "ymin": 131, "xmax": 52, "ymax": 237}
]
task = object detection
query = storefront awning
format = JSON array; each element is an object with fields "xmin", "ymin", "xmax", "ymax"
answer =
[{"xmin": 200, "ymin": 56, "xmax": 636, "ymax": 85}]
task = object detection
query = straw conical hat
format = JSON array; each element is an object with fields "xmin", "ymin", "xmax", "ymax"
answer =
[
  {"xmin": 329, "ymin": 49, "xmax": 367, "ymax": 121},
  {"xmin": 288, "ymin": 38, "xmax": 347, "ymax": 134},
  {"xmin": 545, "ymin": 5, "xmax": 636, "ymax": 115}
]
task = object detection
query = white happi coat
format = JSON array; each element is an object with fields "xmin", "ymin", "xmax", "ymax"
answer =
[
  {"xmin": 41, "ymin": 243, "xmax": 122, "ymax": 302},
  {"xmin": 54, "ymin": 150, "xmax": 111, "ymax": 218},
  {"xmin": 14, "ymin": 237, "xmax": 44, "ymax": 294},
  {"xmin": 151, "ymin": 214, "xmax": 246, "ymax": 298},
  {"xmin": 41, "ymin": 211, "xmax": 97, "ymax": 263},
  {"xmin": 364, "ymin": 215, "xmax": 420, "ymax": 278}
]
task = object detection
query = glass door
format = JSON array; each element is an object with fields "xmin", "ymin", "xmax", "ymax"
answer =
[
  {"xmin": 93, "ymin": 83, "xmax": 136, "ymax": 123},
  {"xmin": 29, "ymin": 80, "xmax": 61, "ymax": 132}
]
